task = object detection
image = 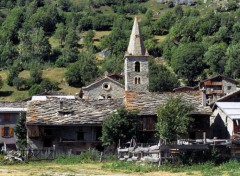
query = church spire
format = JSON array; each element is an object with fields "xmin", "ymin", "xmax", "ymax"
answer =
[{"xmin": 126, "ymin": 17, "xmax": 148, "ymax": 56}]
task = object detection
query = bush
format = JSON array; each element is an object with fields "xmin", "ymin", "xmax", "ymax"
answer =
[
  {"xmin": 13, "ymin": 77, "xmax": 26, "ymax": 90},
  {"xmin": 28, "ymin": 84, "xmax": 43, "ymax": 96},
  {"xmin": 55, "ymin": 150, "xmax": 100, "ymax": 164}
]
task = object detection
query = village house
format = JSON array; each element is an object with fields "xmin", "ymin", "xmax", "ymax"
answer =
[
  {"xmin": 26, "ymin": 97, "xmax": 123, "ymax": 153},
  {"xmin": 0, "ymin": 101, "xmax": 27, "ymax": 150},
  {"xmin": 210, "ymin": 89, "xmax": 240, "ymax": 139},
  {"xmin": 81, "ymin": 72, "xmax": 124, "ymax": 100},
  {"xmin": 199, "ymin": 75, "xmax": 238, "ymax": 105}
]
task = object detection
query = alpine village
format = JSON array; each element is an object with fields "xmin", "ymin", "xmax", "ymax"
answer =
[{"xmin": 1, "ymin": 0, "xmax": 240, "ymax": 175}]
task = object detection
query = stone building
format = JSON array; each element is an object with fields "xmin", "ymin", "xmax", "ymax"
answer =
[
  {"xmin": 81, "ymin": 73, "xmax": 124, "ymax": 100},
  {"xmin": 210, "ymin": 90, "xmax": 240, "ymax": 139},
  {"xmin": 124, "ymin": 17, "xmax": 149, "ymax": 92},
  {"xmin": 199, "ymin": 75, "xmax": 238, "ymax": 106},
  {"xmin": 26, "ymin": 97, "xmax": 123, "ymax": 153}
]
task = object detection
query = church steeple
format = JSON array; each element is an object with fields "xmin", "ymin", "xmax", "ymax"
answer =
[
  {"xmin": 124, "ymin": 17, "xmax": 149, "ymax": 92},
  {"xmin": 126, "ymin": 17, "xmax": 148, "ymax": 56}
]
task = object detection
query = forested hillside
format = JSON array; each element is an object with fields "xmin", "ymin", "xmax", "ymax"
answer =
[{"xmin": 0, "ymin": 0, "xmax": 239, "ymax": 100}]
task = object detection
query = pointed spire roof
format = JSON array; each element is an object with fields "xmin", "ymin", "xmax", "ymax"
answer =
[{"xmin": 126, "ymin": 17, "xmax": 148, "ymax": 56}]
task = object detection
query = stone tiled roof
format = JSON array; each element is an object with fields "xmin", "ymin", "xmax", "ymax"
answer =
[
  {"xmin": 0, "ymin": 101, "xmax": 27, "ymax": 109},
  {"xmin": 27, "ymin": 98, "xmax": 124, "ymax": 126},
  {"xmin": 125, "ymin": 91, "xmax": 212, "ymax": 115},
  {"xmin": 126, "ymin": 17, "xmax": 148, "ymax": 56}
]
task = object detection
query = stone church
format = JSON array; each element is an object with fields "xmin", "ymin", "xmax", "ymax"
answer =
[{"xmin": 81, "ymin": 17, "xmax": 150, "ymax": 100}]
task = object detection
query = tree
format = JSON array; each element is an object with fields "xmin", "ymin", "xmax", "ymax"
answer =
[
  {"xmin": 7, "ymin": 68, "xmax": 19, "ymax": 86},
  {"xmin": 83, "ymin": 30, "xmax": 95, "ymax": 50},
  {"xmin": 14, "ymin": 112, "xmax": 27, "ymax": 150},
  {"xmin": 29, "ymin": 68, "xmax": 42, "ymax": 85},
  {"xmin": 65, "ymin": 51, "xmax": 98, "ymax": 87},
  {"xmin": 65, "ymin": 62, "xmax": 82, "ymax": 87},
  {"xmin": 101, "ymin": 108, "xmax": 140, "ymax": 147},
  {"xmin": 156, "ymin": 96, "xmax": 193, "ymax": 142},
  {"xmin": 54, "ymin": 23, "xmax": 67, "ymax": 47},
  {"xmin": 225, "ymin": 43, "xmax": 240, "ymax": 78},
  {"xmin": 28, "ymin": 84, "xmax": 43, "ymax": 96},
  {"xmin": 203, "ymin": 42, "xmax": 227, "ymax": 75},
  {"xmin": 149, "ymin": 59, "xmax": 179, "ymax": 92},
  {"xmin": 171, "ymin": 42, "xmax": 205, "ymax": 85},
  {"xmin": 13, "ymin": 77, "xmax": 26, "ymax": 90}
]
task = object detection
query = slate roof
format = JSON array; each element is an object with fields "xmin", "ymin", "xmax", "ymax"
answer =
[
  {"xmin": 125, "ymin": 91, "xmax": 212, "ymax": 115},
  {"xmin": 214, "ymin": 102, "xmax": 240, "ymax": 120},
  {"xmin": 0, "ymin": 101, "xmax": 27, "ymax": 113},
  {"xmin": 26, "ymin": 98, "xmax": 124, "ymax": 126},
  {"xmin": 126, "ymin": 17, "xmax": 148, "ymax": 56}
]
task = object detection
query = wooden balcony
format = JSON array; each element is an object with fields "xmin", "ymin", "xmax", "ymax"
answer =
[{"xmin": 206, "ymin": 90, "xmax": 224, "ymax": 94}]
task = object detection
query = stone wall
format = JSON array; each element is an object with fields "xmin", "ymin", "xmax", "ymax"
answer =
[
  {"xmin": 82, "ymin": 78, "xmax": 124, "ymax": 99},
  {"xmin": 125, "ymin": 56, "xmax": 149, "ymax": 92},
  {"xmin": 222, "ymin": 79, "xmax": 237, "ymax": 95}
]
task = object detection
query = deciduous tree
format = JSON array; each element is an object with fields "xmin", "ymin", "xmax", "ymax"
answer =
[{"xmin": 156, "ymin": 96, "xmax": 193, "ymax": 142}]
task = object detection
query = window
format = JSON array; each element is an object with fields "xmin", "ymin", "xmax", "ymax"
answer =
[
  {"xmin": 3, "ymin": 114, "xmax": 10, "ymax": 122},
  {"xmin": 1, "ymin": 127, "xmax": 13, "ymax": 138},
  {"xmin": 135, "ymin": 77, "xmax": 138, "ymax": 84},
  {"xmin": 102, "ymin": 82, "xmax": 111, "ymax": 91},
  {"xmin": 135, "ymin": 62, "xmax": 140, "ymax": 72},
  {"xmin": 77, "ymin": 131, "xmax": 84, "ymax": 140},
  {"xmin": 134, "ymin": 77, "xmax": 141, "ymax": 84}
]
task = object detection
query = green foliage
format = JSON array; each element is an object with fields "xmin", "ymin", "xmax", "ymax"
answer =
[
  {"xmin": 65, "ymin": 51, "xmax": 98, "ymax": 87},
  {"xmin": 13, "ymin": 77, "xmax": 26, "ymax": 90},
  {"xmin": 225, "ymin": 43, "xmax": 240, "ymax": 78},
  {"xmin": 171, "ymin": 42, "xmax": 205, "ymax": 85},
  {"xmin": 54, "ymin": 23, "xmax": 67, "ymax": 47},
  {"xmin": 14, "ymin": 112, "xmax": 27, "ymax": 150},
  {"xmin": 101, "ymin": 107, "xmax": 140, "ymax": 146},
  {"xmin": 149, "ymin": 58, "xmax": 179, "ymax": 92},
  {"xmin": 39, "ymin": 78, "xmax": 59, "ymax": 92},
  {"xmin": 28, "ymin": 84, "xmax": 42, "ymax": 96},
  {"xmin": 7, "ymin": 67, "xmax": 20, "ymax": 86},
  {"xmin": 156, "ymin": 96, "xmax": 193, "ymax": 142},
  {"xmin": 0, "ymin": 76, "xmax": 3, "ymax": 89},
  {"xmin": 55, "ymin": 150, "xmax": 100, "ymax": 164},
  {"xmin": 204, "ymin": 42, "xmax": 227, "ymax": 75},
  {"xmin": 29, "ymin": 68, "xmax": 42, "ymax": 85}
]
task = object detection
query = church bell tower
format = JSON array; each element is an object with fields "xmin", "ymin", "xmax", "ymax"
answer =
[{"xmin": 124, "ymin": 17, "xmax": 149, "ymax": 92}]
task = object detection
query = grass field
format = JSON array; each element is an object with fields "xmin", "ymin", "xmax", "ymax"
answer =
[{"xmin": 1, "ymin": 160, "xmax": 240, "ymax": 176}]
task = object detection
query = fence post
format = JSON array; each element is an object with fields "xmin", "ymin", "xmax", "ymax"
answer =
[{"xmin": 53, "ymin": 145, "xmax": 56, "ymax": 159}]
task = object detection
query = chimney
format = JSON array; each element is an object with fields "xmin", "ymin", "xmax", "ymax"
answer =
[{"xmin": 201, "ymin": 87, "xmax": 206, "ymax": 106}]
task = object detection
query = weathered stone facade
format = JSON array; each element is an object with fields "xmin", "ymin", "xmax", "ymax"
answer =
[
  {"xmin": 124, "ymin": 56, "xmax": 149, "ymax": 92},
  {"xmin": 82, "ymin": 77, "xmax": 124, "ymax": 100},
  {"xmin": 222, "ymin": 79, "xmax": 237, "ymax": 95}
]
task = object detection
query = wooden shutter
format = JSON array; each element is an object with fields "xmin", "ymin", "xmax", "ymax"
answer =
[
  {"xmin": 9, "ymin": 127, "xmax": 13, "ymax": 137},
  {"xmin": 1, "ymin": 127, "xmax": 4, "ymax": 137}
]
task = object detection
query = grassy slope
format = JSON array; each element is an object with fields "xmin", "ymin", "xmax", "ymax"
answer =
[
  {"xmin": 0, "ymin": 0, "xmax": 217, "ymax": 101},
  {"xmin": 0, "ymin": 68, "xmax": 80, "ymax": 101}
]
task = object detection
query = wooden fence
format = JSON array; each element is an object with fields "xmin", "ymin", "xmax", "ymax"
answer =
[{"xmin": 21, "ymin": 146, "xmax": 56, "ymax": 161}]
